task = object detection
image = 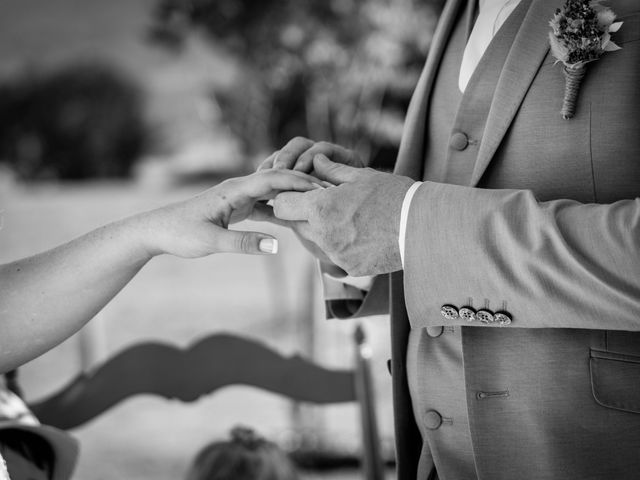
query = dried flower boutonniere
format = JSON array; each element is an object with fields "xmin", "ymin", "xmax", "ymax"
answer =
[{"xmin": 549, "ymin": 0, "xmax": 623, "ymax": 119}]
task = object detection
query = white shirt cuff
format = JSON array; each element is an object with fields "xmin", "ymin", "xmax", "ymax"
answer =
[
  {"xmin": 399, "ymin": 181, "xmax": 423, "ymax": 269},
  {"xmin": 319, "ymin": 261, "xmax": 374, "ymax": 292}
]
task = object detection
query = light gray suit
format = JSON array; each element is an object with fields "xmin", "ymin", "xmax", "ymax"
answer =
[{"xmin": 326, "ymin": 0, "xmax": 640, "ymax": 478}]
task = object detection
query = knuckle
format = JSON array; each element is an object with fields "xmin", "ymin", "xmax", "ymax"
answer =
[
  {"xmin": 297, "ymin": 152, "xmax": 314, "ymax": 166},
  {"xmin": 290, "ymin": 136, "xmax": 311, "ymax": 148},
  {"xmin": 313, "ymin": 201, "xmax": 331, "ymax": 222},
  {"xmin": 316, "ymin": 141, "xmax": 334, "ymax": 153},
  {"xmin": 237, "ymin": 234, "xmax": 252, "ymax": 253},
  {"xmin": 349, "ymin": 152, "xmax": 364, "ymax": 167}
]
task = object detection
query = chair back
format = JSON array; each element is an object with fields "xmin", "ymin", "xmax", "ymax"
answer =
[{"xmin": 28, "ymin": 326, "xmax": 385, "ymax": 479}]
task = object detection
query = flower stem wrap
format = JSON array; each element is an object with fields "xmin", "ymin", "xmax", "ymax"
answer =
[
  {"xmin": 549, "ymin": 0, "xmax": 623, "ymax": 119},
  {"xmin": 561, "ymin": 64, "xmax": 586, "ymax": 119}
]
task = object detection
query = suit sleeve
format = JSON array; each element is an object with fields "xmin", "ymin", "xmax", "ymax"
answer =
[{"xmin": 404, "ymin": 181, "xmax": 640, "ymax": 330}]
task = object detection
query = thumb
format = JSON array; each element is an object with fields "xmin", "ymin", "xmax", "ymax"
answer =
[
  {"xmin": 312, "ymin": 154, "xmax": 360, "ymax": 184},
  {"xmin": 215, "ymin": 229, "xmax": 279, "ymax": 255}
]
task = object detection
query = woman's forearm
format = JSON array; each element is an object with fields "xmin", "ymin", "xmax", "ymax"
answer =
[
  {"xmin": 0, "ymin": 215, "xmax": 154, "ymax": 373},
  {"xmin": 0, "ymin": 169, "xmax": 321, "ymax": 372}
]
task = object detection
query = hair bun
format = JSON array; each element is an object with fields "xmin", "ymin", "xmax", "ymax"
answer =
[{"xmin": 230, "ymin": 426, "xmax": 266, "ymax": 450}]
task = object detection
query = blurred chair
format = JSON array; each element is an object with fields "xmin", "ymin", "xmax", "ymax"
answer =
[{"xmin": 24, "ymin": 325, "xmax": 385, "ymax": 480}]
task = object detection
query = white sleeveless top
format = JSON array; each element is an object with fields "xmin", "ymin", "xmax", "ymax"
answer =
[{"xmin": 0, "ymin": 453, "xmax": 10, "ymax": 480}]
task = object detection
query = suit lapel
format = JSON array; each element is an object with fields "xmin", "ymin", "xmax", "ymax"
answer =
[
  {"xmin": 394, "ymin": 0, "xmax": 465, "ymax": 180},
  {"xmin": 469, "ymin": 0, "xmax": 562, "ymax": 186}
]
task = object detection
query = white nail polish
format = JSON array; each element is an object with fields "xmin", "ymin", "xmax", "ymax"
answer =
[{"xmin": 259, "ymin": 238, "xmax": 278, "ymax": 254}]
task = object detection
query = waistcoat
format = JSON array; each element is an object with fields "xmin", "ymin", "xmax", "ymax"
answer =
[{"xmin": 406, "ymin": 1, "xmax": 530, "ymax": 479}]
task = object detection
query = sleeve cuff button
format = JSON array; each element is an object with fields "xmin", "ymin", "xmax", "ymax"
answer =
[
  {"xmin": 458, "ymin": 306, "xmax": 476, "ymax": 322},
  {"xmin": 440, "ymin": 304, "xmax": 459, "ymax": 320},
  {"xmin": 476, "ymin": 309, "xmax": 495, "ymax": 324},
  {"xmin": 495, "ymin": 312, "xmax": 512, "ymax": 326}
]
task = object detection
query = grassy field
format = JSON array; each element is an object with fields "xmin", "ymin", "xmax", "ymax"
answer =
[{"xmin": 0, "ymin": 179, "xmax": 395, "ymax": 479}]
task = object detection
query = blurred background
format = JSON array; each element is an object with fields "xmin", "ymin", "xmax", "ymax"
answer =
[{"xmin": 0, "ymin": 0, "xmax": 440, "ymax": 478}]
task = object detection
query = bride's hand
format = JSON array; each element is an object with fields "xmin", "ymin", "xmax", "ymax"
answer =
[{"xmin": 138, "ymin": 169, "xmax": 323, "ymax": 258}]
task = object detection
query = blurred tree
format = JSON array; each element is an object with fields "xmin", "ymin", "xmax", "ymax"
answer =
[
  {"xmin": 0, "ymin": 63, "xmax": 148, "ymax": 180},
  {"xmin": 149, "ymin": 0, "xmax": 441, "ymax": 169}
]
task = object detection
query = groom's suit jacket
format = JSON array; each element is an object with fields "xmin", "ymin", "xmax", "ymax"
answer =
[{"xmin": 327, "ymin": 0, "xmax": 640, "ymax": 478}]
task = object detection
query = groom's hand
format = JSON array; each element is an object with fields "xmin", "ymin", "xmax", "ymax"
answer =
[
  {"xmin": 273, "ymin": 154, "xmax": 414, "ymax": 276},
  {"xmin": 257, "ymin": 137, "xmax": 364, "ymax": 173}
]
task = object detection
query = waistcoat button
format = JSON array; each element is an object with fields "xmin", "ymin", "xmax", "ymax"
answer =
[
  {"xmin": 449, "ymin": 131, "xmax": 469, "ymax": 150},
  {"xmin": 426, "ymin": 326, "xmax": 444, "ymax": 337},
  {"xmin": 424, "ymin": 410, "xmax": 443, "ymax": 430}
]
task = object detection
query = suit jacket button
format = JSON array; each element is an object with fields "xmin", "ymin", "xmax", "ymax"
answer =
[
  {"xmin": 449, "ymin": 132, "xmax": 469, "ymax": 150},
  {"xmin": 427, "ymin": 326, "xmax": 444, "ymax": 337},
  {"xmin": 424, "ymin": 410, "xmax": 443, "ymax": 430},
  {"xmin": 458, "ymin": 306, "xmax": 476, "ymax": 322},
  {"xmin": 495, "ymin": 312, "xmax": 512, "ymax": 326},
  {"xmin": 476, "ymin": 309, "xmax": 495, "ymax": 323},
  {"xmin": 440, "ymin": 304, "xmax": 459, "ymax": 320}
]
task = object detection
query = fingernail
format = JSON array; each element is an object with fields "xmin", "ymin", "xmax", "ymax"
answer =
[{"xmin": 259, "ymin": 238, "xmax": 278, "ymax": 254}]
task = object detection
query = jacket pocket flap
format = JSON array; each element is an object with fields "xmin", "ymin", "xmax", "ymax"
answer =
[{"xmin": 590, "ymin": 349, "xmax": 640, "ymax": 414}]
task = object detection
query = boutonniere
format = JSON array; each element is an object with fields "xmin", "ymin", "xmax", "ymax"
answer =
[{"xmin": 549, "ymin": 0, "xmax": 623, "ymax": 119}]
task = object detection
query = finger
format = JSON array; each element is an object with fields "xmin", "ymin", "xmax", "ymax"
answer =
[
  {"xmin": 257, "ymin": 150, "xmax": 279, "ymax": 172},
  {"xmin": 235, "ymin": 170, "xmax": 323, "ymax": 203},
  {"xmin": 214, "ymin": 229, "xmax": 279, "ymax": 255},
  {"xmin": 286, "ymin": 169, "xmax": 330, "ymax": 187},
  {"xmin": 312, "ymin": 154, "xmax": 362, "ymax": 184},
  {"xmin": 273, "ymin": 191, "xmax": 318, "ymax": 221},
  {"xmin": 286, "ymin": 170, "xmax": 334, "ymax": 189},
  {"xmin": 273, "ymin": 137, "xmax": 315, "ymax": 170},
  {"xmin": 250, "ymin": 204, "xmax": 313, "ymax": 242},
  {"xmin": 249, "ymin": 202, "xmax": 295, "ymax": 228},
  {"xmin": 296, "ymin": 142, "xmax": 362, "ymax": 172}
]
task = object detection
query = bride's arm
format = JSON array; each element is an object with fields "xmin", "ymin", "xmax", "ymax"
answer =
[{"xmin": 0, "ymin": 170, "xmax": 320, "ymax": 373}]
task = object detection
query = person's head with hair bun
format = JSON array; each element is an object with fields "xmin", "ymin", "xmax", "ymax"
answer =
[{"xmin": 185, "ymin": 426, "xmax": 298, "ymax": 480}]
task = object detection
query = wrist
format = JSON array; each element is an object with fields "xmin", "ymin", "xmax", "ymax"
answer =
[
  {"xmin": 320, "ymin": 261, "xmax": 348, "ymax": 278},
  {"xmin": 120, "ymin": 211, "xmax": 166, "ymax": 262}
]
